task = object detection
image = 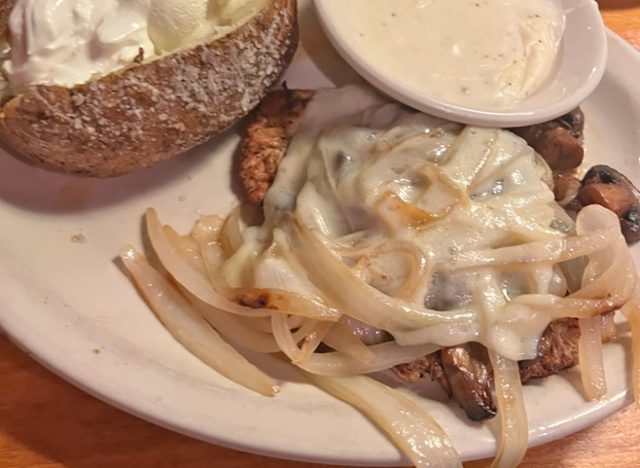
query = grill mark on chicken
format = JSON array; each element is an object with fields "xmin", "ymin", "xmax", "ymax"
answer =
[
  {"xmin": 392, "ymin": 352, "xmax": 452, "ymax": 397},
  {"xmin": 520, "ymin": 313, "xmax": 617, "ymax": 383},
  {"xmin": 240, "ymin": 87, "xmax": 314, "ymax": 204}
]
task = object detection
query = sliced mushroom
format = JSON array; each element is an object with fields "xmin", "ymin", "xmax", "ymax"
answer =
[
  {"xmin": 579, "ymin": 183, "xmax": 635, "ymax": 217},
  {"xmin": 512, "ymin": 108, "xmax": 585, "ymax": 171},
  {"xmin": 621, "ymin": 207, "xmax": 640, "ymax": 245},
  {"xmin": 557, "ymin": 107, "xmax": 585, "ymax": 139},
  {"xmin": 532, "ymin": 127, "xmax": 584, "ymax": 170},
  {"xmin": 393, "ymin": 344, "xmax": 498, "ymax": 422},
  {"xmin": 578, "ymin": 165, "xmax": 640, "ymax": 244},
  {"xmin": 440, "ymin": 343, "xmax": 496, "ymax": 421},
  {"xmin": 553, "ymin": 170, "xmax": 582, "ymax": 208}
]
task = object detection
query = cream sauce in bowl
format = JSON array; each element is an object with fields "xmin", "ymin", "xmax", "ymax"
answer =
[
  {"xmin": 314, "ymin": 0, "xmax": 607, "ymax": 127},
  {"xmin": 343, "ymin": 0, "xmax": 565, "ymax": 109}
]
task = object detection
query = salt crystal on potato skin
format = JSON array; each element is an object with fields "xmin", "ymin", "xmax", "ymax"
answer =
[{"xmin": 0, "ymin": 0, "xmax": 298, "ymax": 177}]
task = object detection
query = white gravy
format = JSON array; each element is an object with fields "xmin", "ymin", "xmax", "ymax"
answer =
[{"xmin": 328, "ymin": 0, "xmax": 565, "ymax": 110}]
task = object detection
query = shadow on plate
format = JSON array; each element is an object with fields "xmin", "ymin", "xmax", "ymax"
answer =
[
  {"xmin": 295, "ymin": 0, "xmax": 362, "ymax": 87},
  {"xmin": 0, "ymin": 126, "xmax": 239, "ymax": 215}
]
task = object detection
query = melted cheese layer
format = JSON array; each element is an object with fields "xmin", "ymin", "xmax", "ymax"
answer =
[{"xmin": 224, "ymin": 86, "xmax": 574, "ymax": 360}]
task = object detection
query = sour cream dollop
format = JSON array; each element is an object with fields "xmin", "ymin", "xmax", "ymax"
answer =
[
  {"xmin": 326, "ymin": 0, "xmax": 566, "ymax": 110},
  {"xmin": 4, "ymin": 0, "xmax": 155, "ymax": 91},
  {"xmin": 2, "ymin": 0, "xmax": 266, "ymax": 92}
]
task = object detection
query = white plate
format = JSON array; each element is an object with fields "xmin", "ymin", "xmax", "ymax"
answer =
[{"xmin": 0, "ymin": 6, "xmax": 639, "ymax": 465}]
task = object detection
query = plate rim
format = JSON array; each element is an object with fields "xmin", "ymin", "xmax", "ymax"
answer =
[{"xmin": 0, "ymin": 28, "xmax": 638, "ymax": 467}]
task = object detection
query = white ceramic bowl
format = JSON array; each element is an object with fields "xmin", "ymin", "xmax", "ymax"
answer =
[{"xmin": 314, "ymin": 0, "xmax": 608, "ymax": 127}]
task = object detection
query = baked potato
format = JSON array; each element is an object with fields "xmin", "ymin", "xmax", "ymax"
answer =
[{"xmin": 0, "ymin": 0, "xmax": 298, "ymax": 177}]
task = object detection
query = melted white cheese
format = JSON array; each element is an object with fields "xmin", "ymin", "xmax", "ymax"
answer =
[
  {"xmin": 223, "ymin": 86, "xmax": 573, "ymax": 360},
  {"xmin": 324, "ymin": 0, "xmax": 565, "ymax": 109}
]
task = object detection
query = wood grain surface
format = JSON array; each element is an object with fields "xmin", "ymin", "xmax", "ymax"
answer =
[{"xmin": 2, "ymin": 2, "xmax": 640, "ymax": 467}]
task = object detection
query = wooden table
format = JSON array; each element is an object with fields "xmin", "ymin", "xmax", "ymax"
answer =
[{"xmin": 2, "ymin": 2, "xmax": 640, "ymax": 467}]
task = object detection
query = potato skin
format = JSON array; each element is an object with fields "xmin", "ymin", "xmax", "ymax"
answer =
[
  {"xmin": 0, "ymin": 0, "xmax": 16, "ymax": 41},
  {"xmin": 0, "ymin": 0, "xmax": 298, "ymax": 177}
]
